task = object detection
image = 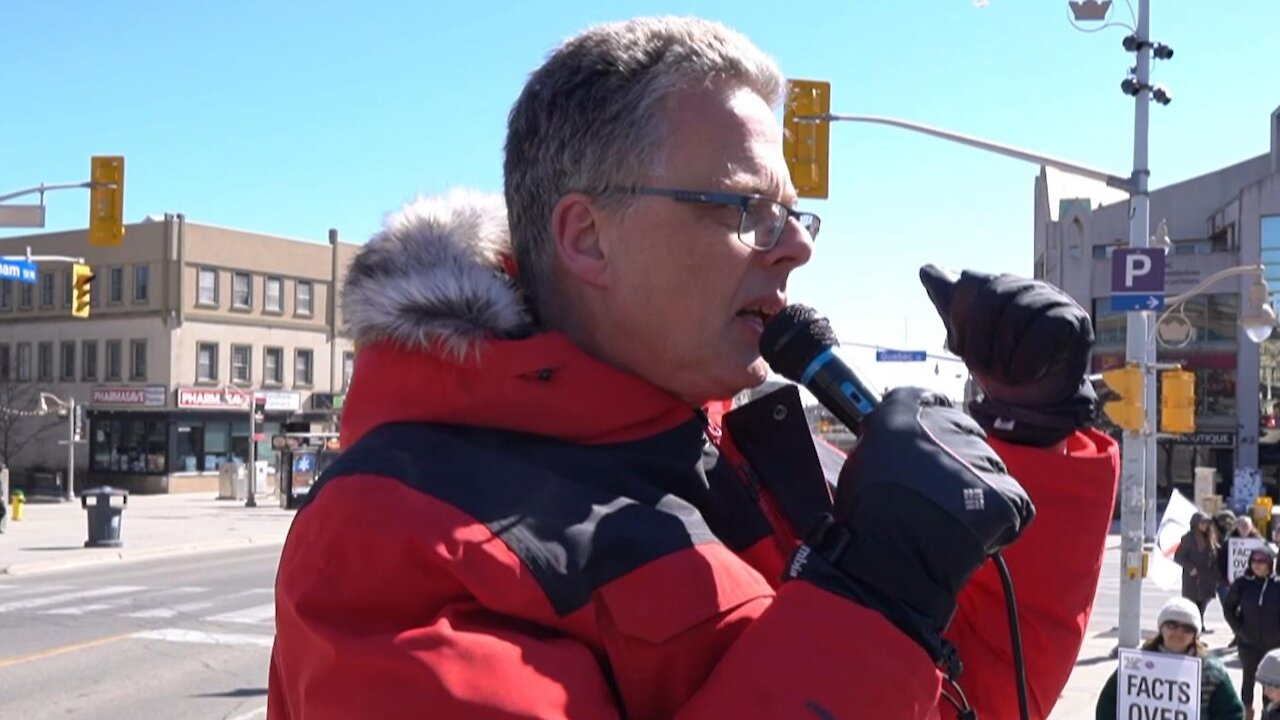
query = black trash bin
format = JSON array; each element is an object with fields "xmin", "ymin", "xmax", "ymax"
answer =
[{"xmin": 82, "ymin": 486, "xmax": 129, "ymax": 548}]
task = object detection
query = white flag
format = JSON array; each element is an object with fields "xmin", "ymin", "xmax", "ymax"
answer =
[{"xmin": 1148, "ymin": 489, "xmax": 1198, "ymax": 591}]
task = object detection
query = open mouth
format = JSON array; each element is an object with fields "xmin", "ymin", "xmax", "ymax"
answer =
[{"xmin": 735, "ymin": 305, "xmax": 779, "ymax": 332}]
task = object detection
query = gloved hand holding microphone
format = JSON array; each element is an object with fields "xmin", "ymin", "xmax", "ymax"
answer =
[{"xmin": 763, "ymin": 266, "xmax": 1097, "ymax": 678}]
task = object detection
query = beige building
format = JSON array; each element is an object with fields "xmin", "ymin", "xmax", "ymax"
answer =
[
  {"xmin": 0, "ymin": 214, "xmax": 359, "ymax": 493},
  {"xmin": 1035, "ymin": 104, "xmax": 1280, "ymax": 498}
]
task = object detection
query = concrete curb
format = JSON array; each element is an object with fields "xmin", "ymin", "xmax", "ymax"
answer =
[{"xmin": 0, "ymin": 533, "xmax": 288, "ymax": 576}]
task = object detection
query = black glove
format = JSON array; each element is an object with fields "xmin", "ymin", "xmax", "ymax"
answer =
[
  {"xmin": 784, "ymin": 387, "xmax": 1035, "ymax": 672},
  {"xmin": 919, "ymin": 265, "xmax": 1097, "ymax": 447}
]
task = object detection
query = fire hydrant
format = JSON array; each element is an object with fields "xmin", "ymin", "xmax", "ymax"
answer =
[{"xmin": 10, "ymin": 490, "xmax": 24, "ymax": 521}]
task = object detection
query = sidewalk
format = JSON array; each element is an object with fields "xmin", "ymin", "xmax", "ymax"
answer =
[
  {"xmin": 0, "ymin": 492, "xmax": 297, "ymax": 575},
  {"xmin": 1052, "ymin": 535, "xmax": 1246, "ymax": 718}
]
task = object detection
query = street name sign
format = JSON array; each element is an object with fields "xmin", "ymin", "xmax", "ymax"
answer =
[
  {"xmin": 0, "ymin": 258, "xmax": 37, "ymax": 284},
  {"xmin": 875, "ymin": 349, "xmax": 927, "ymax": 362}
]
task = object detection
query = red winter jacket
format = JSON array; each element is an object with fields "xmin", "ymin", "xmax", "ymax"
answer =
[{"xmin": 267, "ymin": 192, "xmax": 1120, "ymax": 719}]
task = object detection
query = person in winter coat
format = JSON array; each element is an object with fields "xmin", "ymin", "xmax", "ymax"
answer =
[
  {"xmin": 1096, "ymin": 597, "xmax": 1243, "ymax": 720},
  {"xmin": 1177, "ymin": 512, "xmax": 1224, "ymax": 627},
  {"xmin": 1225, "ymin": 546, "xmax": 1280, "ymax": 717},
  {"xmin": 1256, "ymin": 648, "xmax": 1280, "ymax": 720},
  {"xmin": 267, "ymin": 15, "xmax": 1120, "ymax": 720}
]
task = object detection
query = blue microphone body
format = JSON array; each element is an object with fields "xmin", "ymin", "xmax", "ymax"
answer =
[
  {"xmin": 798, "ymin": 347, "xmax": 882, "ymax": 433},
  {"xmin": 760, "ymin": 305, "xmax": 881, "ymax": 434}
]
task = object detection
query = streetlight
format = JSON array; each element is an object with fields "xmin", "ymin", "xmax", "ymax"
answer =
[
  {"xmin": 36, "ymin": 392, "xmax": 78, "ymax": 502},
  {"xmin": 1156, "ymin": 266, "xmax": 1277, "ymax": 346},
  {"xmin": 221, "ymin": 386, "xmax": 262, "ymax": 508}
]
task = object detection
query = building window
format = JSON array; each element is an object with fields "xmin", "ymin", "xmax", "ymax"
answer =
[
  {"xmin": 0, "ymin": 345, "xmax": 10, "ymax": 380},
  {"xmin": 342, "ymin": 351, "xmax": 355, "ymax": 389},
  {"xmin": 90, "ymin": 415, "xmax": 168, "ymax": 474},
  {"xmin": 232, "ymin": 272, "xmax": 252, "ymax": 309},
  {"xmin": 60, "ymin": 341, "xmax": 75, "ymax": 381},
  {"xmin": 40, "ymin": 272, "xmax": 55, "ymax": 308},
  {"xmin": 63, "ymin": 270, "xmax": 73, "ymax": 307},
  {"xmin": 37, "ymin": 342, "xmax": 53, "ymax": 381},
  {"xmin": 104, "ymin": 340, "xmax": 122, "ymax": 381},
  {"xmin": 130, "ymin": 339, "xmax": 147, "ymax": 380},
  {"xmin": 264, "ymin": 347, "xmax": 283, "ymax": 385},
  {"xmin": 197, "ymin": 343, "xmax": 218, "ymax": 382},
  {"xmin": 295, "ymin": 281, "xmax": 313, "ymax": 316},
  {"xmin": 82, "ymin": 340, "xmax": 98, "ymax": 381},
  {"xmin": 0, "ymin": 280, "xmax": 11, "ymax": 310},
  {"xmin": 108, "ymin": 266, "xmax": 125, "ymax": 304},
  {"xmin": 265, "ymin": 276, "xmax": 283, "ymax": 313},
  {"xmin": 19, "ymin": 283, "xmax": 33, "ymax": 309},
  {"xmin": 16, "ymin": 343, "xmax": 32, "ymax": 381},
  {"xmin": 231, "ymin": 344, "xmax": 252, "ymax": 384},
  {"xmin": 197, "ymin": 268, "xmax": 218, "ymax": 306},
  {"xmin": 134, "ymin": 264, "xmax": 149, "ymax": 302},
  {"xmin": 294, "ymin": 349, "xmax": 313, "ymax": 387}
]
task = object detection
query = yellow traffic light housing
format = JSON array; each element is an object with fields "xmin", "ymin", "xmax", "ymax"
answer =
[
  {"xmin": 783, "ymin": 79, "xmax": 831, "ymax": 199},
  {"xmin": 1160, "ymin": 368, "xmax": 1196, "ymax": 434},
  {"xmin": 1101, "ymin": 363, "xmax": 1145, "ymax": 432},
  {"xmin": 89, "ymin": 156, "xmax": 125, "ymax": 247},
  {"xmin": 71, "ymin": 263, "xmax": 94, "ymax": 319}
]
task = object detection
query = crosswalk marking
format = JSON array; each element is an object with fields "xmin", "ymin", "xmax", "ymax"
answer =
[
  {"xmin": 204, "ymin": 603, "xmax": 275, "ymax": 626},
  {"xmin": 131, "ymin": 628, "xmax": 274, "ymax": 648},
  {"xmin": 123, "ymin": 600, "xmax": 217, "ymax": 619},
  {"xmin": 0, "ymin": 586, "xmax": 146, "ymax": 613}
]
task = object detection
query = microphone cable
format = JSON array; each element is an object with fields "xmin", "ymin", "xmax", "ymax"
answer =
[{"xmin": 994, "ymin": 551, "xmax": 1030, "ymax": 720}]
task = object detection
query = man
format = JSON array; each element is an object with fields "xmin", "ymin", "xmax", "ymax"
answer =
[{"xmin": 268, "ymin": 16, "xmax": 1118, "ymax": 719}]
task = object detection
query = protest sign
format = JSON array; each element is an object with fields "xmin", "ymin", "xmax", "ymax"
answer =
[
  {"xmin": 1228, "ymin": 537, "xmax": 1267, "ymax": 582},
  {"xmin": 1117, "ymin": 648, "xmax": 1200, "ymax": 720}
]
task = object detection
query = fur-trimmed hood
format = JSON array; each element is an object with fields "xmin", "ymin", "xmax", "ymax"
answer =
[
  {"xmin": 335, "ymin": 190, "xmax": 697, "ymax": 449},
  {"xmin": 341, "ymin": 189, "xmax": 535, "ymax": 360}
]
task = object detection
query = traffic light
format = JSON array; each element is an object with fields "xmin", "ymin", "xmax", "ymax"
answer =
[
  {"xmin": 71, "ymin": 263, "xmax": 94, "ymax": 318},
  {"xmin": 1101, "ymin": 363, "xmax": 1145, "ymax": 432},
  {"xmin": 782, "ymin": 79, "xmax": 831, "ymax": 199},
  {"xmin": 89, "ymin": 155, "xmax": 125, "ymax": 247},
  {"xmin": 1160, "ymin": 368, "xmax": 1196, "ymax": 434}
]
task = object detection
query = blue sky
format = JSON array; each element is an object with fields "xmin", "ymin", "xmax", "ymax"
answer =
[{"xmin": 2, "ymin": 1, "xmax": 1277, "ymax": 396}]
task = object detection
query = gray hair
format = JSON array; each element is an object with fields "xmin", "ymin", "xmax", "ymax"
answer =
[{"xmin": 503, "ymin": 16, "xmax": 785, "ymax": 321}]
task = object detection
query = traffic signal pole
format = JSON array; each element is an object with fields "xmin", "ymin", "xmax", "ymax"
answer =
[{"xmin": 1116, "ymin": 0, "xmax": 1154, "ymax": 652}]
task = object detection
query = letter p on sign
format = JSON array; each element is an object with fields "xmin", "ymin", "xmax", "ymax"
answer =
[{"xmin": 1126, "ymin": 253, "xmax": 1152, "ymax": 287}]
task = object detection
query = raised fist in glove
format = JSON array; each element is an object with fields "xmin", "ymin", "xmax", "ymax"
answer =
[
  {"xmin": 785, "ymin": 387, "xmax": 1035, "ymax": 668},
  {"xmin": 919, "ymin": 265, "xmax": 1097, "ymax": 447}
]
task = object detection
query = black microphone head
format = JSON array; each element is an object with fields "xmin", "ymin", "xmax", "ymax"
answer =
[{"xmin": 760, "ymin": 304, "xmax": 839, "ymax": 382}]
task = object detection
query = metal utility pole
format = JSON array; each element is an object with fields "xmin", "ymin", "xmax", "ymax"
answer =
[
  {"xmin": 65, "ymin": 397, "xmax": 76, "ymax": 501},
  {"xmin": 1117, "ymin": 0, "xmax": 1154, "ymax": 651}
]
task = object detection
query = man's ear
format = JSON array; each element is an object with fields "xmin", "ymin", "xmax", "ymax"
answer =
[{"xmin": 551, "ymin": 192, "xmax": 610, "ymax": 287}]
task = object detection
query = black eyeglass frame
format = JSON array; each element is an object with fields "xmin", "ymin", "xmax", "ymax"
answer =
[{"xmin": 599, "ymin": 186, "xmax": 821, "ymax": 251}]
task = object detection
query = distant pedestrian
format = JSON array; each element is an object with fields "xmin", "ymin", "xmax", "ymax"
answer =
[
  {"xmin": 1095, "ymin": 597, "xmax": 1243, "ymax": 719},
  {"xmin": 1176, "ymin": 512, "xmax": 1223, "ymax": 629},
  {"xmin": 1224, "ymin": 546, "xmax": 1280, "ymax": 718},
  {"xmin": 1256, "ymin": 649, "xmax": 1280, "ymax": 720}
]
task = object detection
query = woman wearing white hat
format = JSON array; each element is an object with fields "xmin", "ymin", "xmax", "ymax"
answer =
[
  {"xmin": 1096, "ymin": 597, "xmax": 1243, "ymax": 719},
  {"xmin": 1255, "ymin": 648, "xmax": 1280, "ymax": 720}
]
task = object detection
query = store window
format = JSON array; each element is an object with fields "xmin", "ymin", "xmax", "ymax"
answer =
[
  {"xmin": 91, "ymin": 416, "xmax": 168, "ymax": 474},
  {"xmin": 174, "ymin": 419, "xmax": 249, "ymax": 472}
]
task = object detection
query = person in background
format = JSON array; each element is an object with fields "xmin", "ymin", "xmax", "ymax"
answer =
[
  {"xmin": 1256, "ymin": 648, "xmax": 1280, "ymax": 720},
  {"xmin": 1176, "ymin": 512, "xmax": 1223, "ymax": 630},
  {"xmin": 1222, "ymin": 513, "xmax": 1264, "ymax": 647},
  {"xmin": 1224, "ymin": 546, "xmax": 1280, "ymax": 719},
  {"xmin": 1096, "ymin": 597, "xmax": 1242, "ymax": 720}
]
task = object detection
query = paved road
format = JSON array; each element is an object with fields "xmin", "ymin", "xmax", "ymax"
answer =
[{"xmin": 0, "ymin": 544, "xmax": 281, "ymax": 720}]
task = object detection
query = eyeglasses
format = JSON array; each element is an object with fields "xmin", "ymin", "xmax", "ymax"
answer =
[
  {"xmin": 1161, "ymin": 621, "xmax": 1198, "ymax": 634},
  {"xmin": 603, "ymin": 186, "xmax": 821, "ymax": 251}
]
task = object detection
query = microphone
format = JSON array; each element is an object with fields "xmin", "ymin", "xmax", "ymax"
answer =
[{"xmin": 760, "ymin": 304, "xmax": 881, "ymax": 433}]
